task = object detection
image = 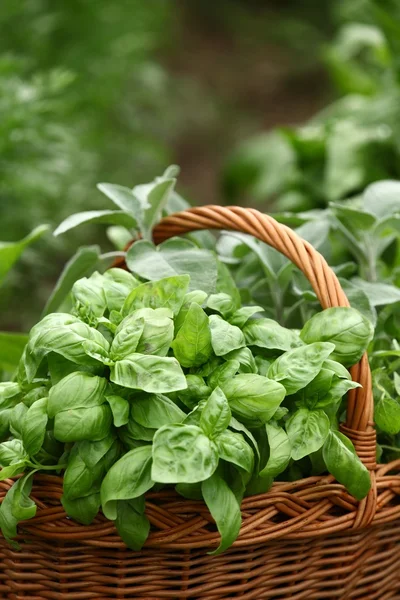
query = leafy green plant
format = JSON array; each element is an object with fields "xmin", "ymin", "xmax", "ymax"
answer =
[
  {"xmin": 218, "ymin": 179, "xmax": 400, "ymax": 465},
  {"xmin": 223, "ymin": 2, "xmax": 400, "ymax": 212},
  {"xmin": 0, "ymin": 206, "xmax": 372, "ymax": 552}
]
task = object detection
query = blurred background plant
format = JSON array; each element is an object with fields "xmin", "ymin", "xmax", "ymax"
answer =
[
  {"xmin": 224, "ymin": 0, "xmax": 400, "ymax": 211},
  {"xmin": 1, "ymin": 0, "xmax": 399, "ymax": 332}
]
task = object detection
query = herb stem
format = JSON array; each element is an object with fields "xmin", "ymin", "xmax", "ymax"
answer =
[{"xmin": 380, "ymin": 445, "xmax": 400, "ymax": 453}]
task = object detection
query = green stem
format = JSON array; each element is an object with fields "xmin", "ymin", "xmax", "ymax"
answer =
[
  {"xmin": 380, "ymin": 444, "xmax": 400, "ymax": 453},
  {"xmin": 28, "ymin": 461, "xmax": 67, "ymax": 471}
]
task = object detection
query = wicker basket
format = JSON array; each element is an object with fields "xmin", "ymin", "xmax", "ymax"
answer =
[{"xmin": 1, "ymin": 206, "xmax": 400, "ymax": 600}]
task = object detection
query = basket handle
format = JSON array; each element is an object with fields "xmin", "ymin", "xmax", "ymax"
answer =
[{"xmin": 152, "ymin": 205, "xmax": 376, "ymax": 472}]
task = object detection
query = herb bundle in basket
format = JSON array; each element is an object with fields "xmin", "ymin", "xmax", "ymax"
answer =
[{"xmin": 1, "ymin": 169, "xmax": 400, "ymax": 599}]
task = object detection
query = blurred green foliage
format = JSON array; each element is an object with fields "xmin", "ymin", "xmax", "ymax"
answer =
[
  {"xmin": 223, "ymin": 0, "xmax": 400, "ymax": 211},
  {"xmin": 0, "ymin": 0, "xmax": 173, "ymax": 329}
]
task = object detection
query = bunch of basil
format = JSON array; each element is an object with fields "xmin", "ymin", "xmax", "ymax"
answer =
[
  {"xmin": 0, "ymin": 269, "xmax": 373, "ymax": 552},
  {"xmin": 0, "ymin": 168, "xmax": 376, "ymax": 553}
]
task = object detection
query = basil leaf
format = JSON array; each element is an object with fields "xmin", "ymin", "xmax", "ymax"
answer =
[
  {"xmin": 222, "ymin": 374, "xmax": 286, "ymax": 427},
  {"xmin": 300, "ymin": 307, "xmax": 374, "ymax": 366},
  {"xmin": 102, "ymin": 269, "xmax": 139, "ymax": 312},
  {"xmin": 48, "ymin": 372, "xmax": 107, "ymax": 418},
  {"xmin": 63, "ymin": 446, "xmax": 103, "ymax": 500},
  {"xmin": 0, "ymin": 440, "xmax": 28, "ymax": 466},
  {"xmin": 323, "ymin": 430, "xmax": 371, "ymax": 500},
  {"xmin": 224, "ymin": 347, "xmax": 257, "ymax": 374},
  {"xmin": 54, "ymin": 404, "xmax": 112, "ymax": 443},
  {"xmin": 124, "ymin": 419, "xmax": 156, "ymax": 442},
  {"xmin": 71, "ymin": 272, "xmax": 107, "ymax": 318},
  {"xmin": 9, "ymin": 403, "xmax": 28, "ymax": 440},
  {"xmin": 207, "ymin": 293, "xmax": 237, "ymax": 318},
  {"xmin": 207, "ymin": 360, "xmax": 240, "ymax": 390},
  {"xmin": 209, "ymin": 315, "xmax": 246, "ymax": 356},
  {"xmin": 61, "ymin": 492, "xmax": 101, "ymax": 525},
  {"xmin": 77, "ymin": 434, "xmax": 116, "ymax": 469},
  {"xmin": 10, "ymin": 473, "xmax": 37, "ymax": 522},
  {"xmin": 243, "ymin": 318, "xmax": 302, "ymax": 352},
  {"xmin": 178, "ymin": 375, "xmax": 211, "ymax": 409},
  {"xmin": 171, "ymin": 303, "xmax": 212, "ymax": 367},
  {"xmin": 175, "ymin": 290, "xmax": 208, "ymax": 332},
  {"xmin": 268, "ymin": 342, "xmax": 335, "ymax": 395},
  {"xmin": 100, "ymin": 445, "xmax": 153, "ymax": 520},
  {"xmin": 151, "ymin": 424, "xmax": 219, "ymax": 483},
  {"xmin": 229, "ymin": 306, "xmax": 264, "ymax": 328},
  {"xmin": 122, "ymin": 275, "xmax": 190, "ymax": 317},
  {"xmin": 106, "ymin": 395, "xmax": 129, "ymax": 427},
  {"xmin": 202, "ymin": 473, "xmax": 241, "ymax": 555},
  {"xmin": 115, "ymin": 499, "xmax": 150, "ymax": 550},
  {"xmin": 286, "ymin": 408, "xmax": 330, "ymax": 460},
  {"xmin": 110, "ymin": 354, "xmax": 186, "ymax": 393},
  {"xmin": 25, "ymin": 314, "xmax": 110, "ymax": 381},
  {"xmin": 259, "ymin": 421, "xmax": 291, "ymax": 478},
  {"xmin": 375, "ymin": 396, "xmax": 400, "ymax": 434},
  {"xmin": 216, "ymin": 430, "xmax": 254, "ymax": 473},
  {"xmin": 200, "ymin": 387, "xmax": 231, "ymax": 439},
  {"xmin": 110, "ymin": 317, "xmax": 145, "ymax": 360},
  {"xmin": 21, "ymin": 398, "xmax": 48, "ymax": 456},
  {"xmin": 133, "ymin": 177, "xmax": 176, "ymax": 240},
  {"xmin": 136, "ymin": 310, "xmax": 174, "ymax": 357},
  {"xmin": 130, "ymin": 394, "xmax": 186, "ymax": 429}
]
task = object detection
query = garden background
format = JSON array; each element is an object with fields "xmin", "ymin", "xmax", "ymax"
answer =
[{"xmin": 1, "ymin": 0, "xmax": 398, "ymax": 332}]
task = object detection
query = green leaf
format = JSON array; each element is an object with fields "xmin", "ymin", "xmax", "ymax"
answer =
[
  {"xmin": 0, "ymin": 440, "xmax": 28, "ymax": 466},
  {"xmin": 0, "ymin": 332, "xmax": 28, "ymax": 373},
  {"xmin": 363, "ymin": 180, "xmax": 400, "ymax": 219},
  {"xmin": 351, "ymin": 279, "xmax": 400, "ymax": 307},
  {"xmin": 25, "ymin": 314, "xmax": 110, "ymax": 381},
  {"xmin": 300, "ymin": 307, "xmax": 374, "ymax": 366},
  {"xmin": 122, "ymin": 275, "xmax": 190, "ymax": 317},
  {"xmin": 268, "ymin": 342, "xmax": 335, "ymax": 395},
  {"xmin": 208, "ymin": 361, "xmax": 240, "ymax": 390},
  {"xmin": 323, "ymin": 430, "xmax": 371, "ymax": 500},
  {"xmin": 110, "ymin": 316, "xmax": 145, "ymax": 360},
  {"xmin": 54, "ymin": 404, "xmax": 112, "ymax": 443},
  {"xmin": 178, "ymin": 375, "xmax": 211, "ymax": 409},
  {"xmin": 97, "ymin": 183, "xmax": 142, "ymax": 217},
  {"xmin": 54, "ymin": 210, "xmax": 137, "ymax": 237},
  {"xmin": 9, "ymin": 404, "xmax": 28, "ymax": 440},
  {"xmin": 151, "ymin": 424, "xmax": 219, "ymax": 483},
  {"xmin": 102, "ymin": 269, "xmax": 139, "ymax": 312},
  {"xmin": 209, "ymin": 315, "xmax": 246, "ymax": 357},
  {"xmin": 229, "ymin": 306, "xmax": 264, "ymax": 328},
  {"xmin": 10, "ymin": 473, "xmax": 36, "ymax": 522},
  {"xmin": 202, "ymin": 472, "xmax": 241, "ymax": 555},
  {"xmin": 61, "ymin": 492, "xmax": 100, "ymax": 525},
  {"xmin": 171, "ymin": 303, "xmax": 212, "ymax": 367},
  {"xmin": 77, "ymin": 434, "xmax": 116, "ymax": 469},
  {"xmin": 106, "ymin": 396, "xmax": 129, "ymax": 428},
  {"xmin": 111, "ymin": 354, "xmax": 186, "ymax": 393},
  {"xmin": 114, "ymin": 499, "xmax": 150, "ymax": 550},
  {"xmin": 224, "ymin": 347, "xmax": 257, "ymax": 374},
  {"xmin": 259, "ymin": 421, "xmax": 291, "ymax": 478},
  {"xmin": 222, "ymin": 374, "xmax": 286, "ymax": 427},
  {"xmin": 207, "ymin": 293, "xmax": 237, "ymax": 318},
  {"xmin": 243, "ymin": 318, "xmax": 302, "ymax": 352},
  {"xmin": 100, "ymin": 445, "xmax": 153, "ymax": 519},
  {"xmin": 43, "ymin": 246, "xmax": 101, "ymax": 316},
  {"xmin": 375, "ymin": 396, "xmax": 400, "ymax": 434},
  {"xmin": 133, "ymin": 177, "xmax": 176, "ymax": 240},
  {"xmin": 71, "ymin": 272, "xmax": 107, "ymax": 318},
  {"xmin": 63, "ymin": 446, "xmax": 102, "ymax": 501},
  {"xmin": 126, "ymin": 238, "xmax": 218, "ymax": 294},
  {"xmin": 200, "ymin": 387, "xmax": 231, "ymax": 439},
  {"xmin": 286, "ymin": 408, "xmax": 330, "ymax": 460},
  {"xmin": 48, "ymin": 372, "xmax": 107, "ymax": 417},
  {"xmin": 0, "ymin": 225, "xmax": 49, "ymax": 285},
  {"xmin": 21, "ymin": 398, "xmax": 48, "ymax": 456},
  {"xmin": 0, "ymin": 462, "xmax": 27, "ymax": 482},
  {"xmin": 130, "ymin": 394, "xmax": 186, "ymax": 429},
  {"xmin": 216, "ymin": 430, "xmax": 254, "ymax": 473},
  {"xmin": 135, "ymin": 309, "xmax": 174, "ymax": 357}
]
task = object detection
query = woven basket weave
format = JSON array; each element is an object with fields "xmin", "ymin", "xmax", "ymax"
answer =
[{"xmin": 1, "ymin": 205, "xmax": 400, "ymax": 599}]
